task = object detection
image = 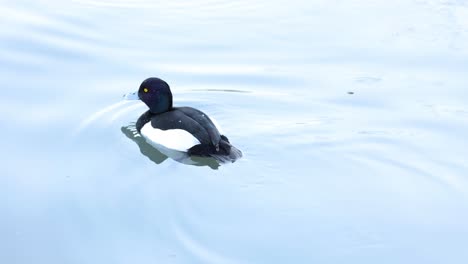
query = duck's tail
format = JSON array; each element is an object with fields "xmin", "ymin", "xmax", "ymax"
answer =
[{"xmin": 188, "ymin": 135, "xmax": 242, "ymax": 163}]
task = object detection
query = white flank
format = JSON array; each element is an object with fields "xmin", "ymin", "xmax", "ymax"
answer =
[{"xmin": 140, "ymin": 123, "xmax": 201, "ymax": 152}]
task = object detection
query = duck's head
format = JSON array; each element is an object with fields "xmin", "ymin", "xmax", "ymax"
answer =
[{"xmin": 137, "ymin": 77, "xmax": 173, "ymax": 114}]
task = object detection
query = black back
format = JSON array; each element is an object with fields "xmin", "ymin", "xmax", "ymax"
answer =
[{"xmin": 137, "ymin": 107, "xmax": 221, "ymax": 149}]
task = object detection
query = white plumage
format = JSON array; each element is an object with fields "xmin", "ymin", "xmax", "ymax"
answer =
[{"xmin": 140, "ymin": 123, "xmax": 201, "ymax": 152}]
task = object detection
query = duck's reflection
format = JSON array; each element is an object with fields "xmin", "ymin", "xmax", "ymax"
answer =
[{"xmin": 121, "ymin": 125, "xmax": 220, "ymax": 170}]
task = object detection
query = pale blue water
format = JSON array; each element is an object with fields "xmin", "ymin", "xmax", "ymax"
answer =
[{"xmin": 2, "ymin": 0, "xmax": 468, "ymax": 263}]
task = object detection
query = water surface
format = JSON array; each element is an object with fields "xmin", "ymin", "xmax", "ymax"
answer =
[{"xmin": 1, "ymin": 0, "xmax": 468, "ymax": 263}]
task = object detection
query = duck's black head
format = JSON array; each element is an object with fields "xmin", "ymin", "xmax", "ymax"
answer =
[{"xmin": 138, "ymin": 77, "xmax": 173, "ymax": 114}]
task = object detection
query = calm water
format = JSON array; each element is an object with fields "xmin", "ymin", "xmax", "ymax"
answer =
[{"xmin": 2, "ymin": 0, "xmax": 468, "ymax": 263}]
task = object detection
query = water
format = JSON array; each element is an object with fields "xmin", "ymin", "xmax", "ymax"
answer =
[{"xmin": 2, "ymin": 0, "xmax": 468, "ymax": 263}]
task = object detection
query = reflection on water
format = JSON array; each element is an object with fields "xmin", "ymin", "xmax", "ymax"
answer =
[
  {"xmin": 121, "ymin": 124, "xmax": 167, "ymax": 164},
  {"xmin": 121, "ymin": 125, "xmax": 221, "ymax": 170}
]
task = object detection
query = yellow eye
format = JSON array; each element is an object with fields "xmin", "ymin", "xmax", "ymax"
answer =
[{"xmin": 143, "ymin": 88, "xmax": 149, "ymax": 93}]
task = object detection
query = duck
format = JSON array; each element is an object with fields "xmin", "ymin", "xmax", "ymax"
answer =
[{"xmin": 129, "ymin": 77, "xmax": 242, "ymax": 163}]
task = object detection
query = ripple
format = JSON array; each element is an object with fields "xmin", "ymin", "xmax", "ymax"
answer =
[
  {"xmin": 73, "ymin": 100, "xmax": 135, "ymax": 136},
  {"xmin": 72, "ymin": 0, "xmax": 267, "ymax": 14},
  {"xmin": 107, "ymin": 102, "xmax": 145, "ymax": 124},
  {"xmin": 173, "ymin": 223, "xmax": 242, "ymax": 264},
  {"xmin": 425, "ymin": 104, "xmax": 468, "ymax": 119},
  {"xmin": 344, "ymin": 138, "xmax": 466, "ymax": 196},
  {"xmin": 354, "ymin": 76, "xmax": 382, "ymax": 84},
  {"xmin": 147, "ymin": 63, "xmax": 266, "ymax": 75},
  {"xmin": 189, "ymin": 88, "xmax": 251, "ymax": 94}
]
